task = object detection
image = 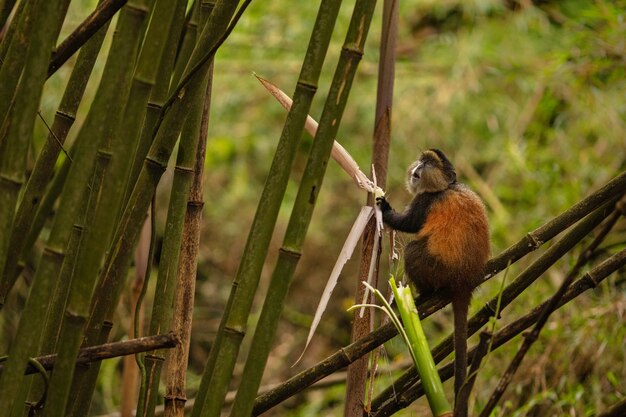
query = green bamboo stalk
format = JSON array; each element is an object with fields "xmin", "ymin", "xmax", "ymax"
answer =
[
  {"xmin": 0, "ymin": 0, "xmax": 110, "ymax": 305},
  {"xmin": 170, "ymin": 1, "xmax": 202, "ymax": 88},
  {"xmin": 0, "ymin": 0, "xmax": 73, "ymax": 411},
  {"xmin": 0, "ymin": 0, "xmax": 36, "ymax": 128},
  {"xmin": 0, "ymin": 0, "xmax": 26, "ymax": 63},
  {"xmin": 224, "ymin": 1, "xmax": 378, "ymax": 416},
  {"xmin": 135, "ymin": 56, "xmax": 209, "ymax": 417},
  {"xmin": 43, "ymin": 0, "xmax": 187, "ymax": 414},
  {"xmin": 163, "ymin": 68, "xmax": 212, "ymax": 417},
  {"xmin": 124, "ymin": 0, "xmax": 192, "ymax": 206},
  {"xmin": 2, "ymin": 0, "xmax": 149, "ymax": 411},
  {"xmin": 69, "ymin": 1, "xmax": 240, "ymax": 412},
  {"xmin": 390, "ymin": 278, "xmax": 452, "ymax": 417},
  {"xmin": 189, "ymin": 3, "xmax": 350, "ymax": 416},
  {"xmin": 0, "ymin": 0, "xmax": 67, "ymax": 303}
]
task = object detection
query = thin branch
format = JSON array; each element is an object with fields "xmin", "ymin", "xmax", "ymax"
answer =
[
  {"xmin": 47, "ymin": 0, "xmax": 128, "ymax": 77},
  {"xmin": 7, "ymin": 332, "xmax": 180, "ymax": 376}
]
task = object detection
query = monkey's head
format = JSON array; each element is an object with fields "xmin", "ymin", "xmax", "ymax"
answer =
[{"xmin": 406, "ymin": 149, "xmax": 457, "ymax": 195}]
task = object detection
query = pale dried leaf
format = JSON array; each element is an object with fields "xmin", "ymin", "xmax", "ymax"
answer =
[
  {"xmin": 295, "ymin": 206, "xmax": 375, "ymax": 364},
  {"xmin": 255, "ymin": 74, "xmax": 381, "ymax": 194}
]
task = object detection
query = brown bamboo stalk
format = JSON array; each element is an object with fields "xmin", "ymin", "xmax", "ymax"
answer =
[
  {"xmin": 344, "ymin": 1, "xmax": 397, "ymax": 415},
  {"xmin": 163, "ymin": 60, "xmax": 212, "ymax": 417},
  {"xmin": 0, "ymin": 333, "xmax": 180, "ymax": 376}
]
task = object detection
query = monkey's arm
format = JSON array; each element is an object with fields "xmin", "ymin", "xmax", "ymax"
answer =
[{"xmin": 376, "ymin": 196, "xmax": 427, "ymax": 233}]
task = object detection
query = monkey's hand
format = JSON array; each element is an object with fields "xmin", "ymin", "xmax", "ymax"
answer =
[{"xmin": 375, "ymin": 195, "xmax": 391, "ymax": 212}]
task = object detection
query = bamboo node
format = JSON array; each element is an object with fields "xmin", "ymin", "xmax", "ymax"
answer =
[
  {"xmin": 582, "ymin": 271, "xmax": 600, "ymax": 288},
  {"xmin": 526, "ymin": 232, "xmax": 542, "ymax": 249},
  {"xmin": 341, "ymin": 45, "xmax": 365, "ymax": 59},
  {"xmin": 174, "ymin": 165, "xmax": 194, "ymax": 174},
  {"xmin": 295, "ymin": 80, "xmax": 318, "ymax": 93},
  {"xmin": 279, "ymin": 247, "xmax": 302, "ymax": 259},
  {"xmin": 55, "ymin": 110, "xmax": 76, "ymax": 122}
]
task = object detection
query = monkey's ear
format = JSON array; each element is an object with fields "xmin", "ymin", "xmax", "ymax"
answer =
[{"xmin": 448, "ymin": 170, "xmax": 457, "ymax": 184}]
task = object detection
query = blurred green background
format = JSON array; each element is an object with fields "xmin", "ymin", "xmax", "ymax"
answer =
[{"xmin": 30, "ymin": 0, "xmax": 626, "ymax": 415}]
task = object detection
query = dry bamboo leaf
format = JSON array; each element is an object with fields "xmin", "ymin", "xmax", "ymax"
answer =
[
  {"xmin": 295, "ymin": 206, "xmax": 375, "ymax": 364},
  {"xmin": 255, "ymin": 74, "xmax": 383, "ymax": 195}
]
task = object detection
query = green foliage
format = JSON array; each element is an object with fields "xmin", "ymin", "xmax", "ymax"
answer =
[{"xmin": 3, "ymin": 0, "xmax": 624, "ymax": 415}]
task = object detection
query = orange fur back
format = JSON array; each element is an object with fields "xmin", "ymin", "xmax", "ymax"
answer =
[{"xmin": 415, "ymin": 185, "xmax": 490, "ymax": 292}]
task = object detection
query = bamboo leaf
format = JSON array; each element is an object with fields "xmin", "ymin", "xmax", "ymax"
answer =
[
  {"xmin": 296, "ymin": 206, "xmax": 374, "ymax": 363},
  {"xmin": 256, "ymin": 74, "xmax": 382, "ymax": 195}
]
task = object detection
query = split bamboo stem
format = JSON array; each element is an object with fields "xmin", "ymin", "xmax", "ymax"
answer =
[
  {"xmin": 373, "ymin": 247, "xmax": 626, "ymax": 416},
  {"xmin": 229, "ymin": 1, "xmax": 379, "ymax": 415}
]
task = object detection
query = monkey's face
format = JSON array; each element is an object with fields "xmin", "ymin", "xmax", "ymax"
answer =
[{"xmin": 406, "ymin": 149, "xmax": 456, "ymax": 195}]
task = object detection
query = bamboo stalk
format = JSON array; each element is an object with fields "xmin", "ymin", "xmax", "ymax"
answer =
[
  {"xmin": 0, "ymin": 0, "xmax": 68, "ymax": 293},
  {"xmin": 0, "ymin": 0, "xmax": 16, "ymax": 30},
  {"xmin": 0, "ymin": 0, "xmax": 26, "ymax": 63},
  {"xmin": 0, "ymin": 0, "xmax": 35, "ymax": 127},
  {"xmin": 137, "ymin": 39, "xmax": 209, "ymax": 417},
  {"xmin": 189, "ymin": 2, "xmax": 344, "ymax": 416},
  {"xmin": 0, "ymin": 0, "xmax": 109, "ymax": 306},
  {"xmin": 251, "ymin": 174, "xmax": 626, "ymax": 414},
  {"xmin": 227, "ymin": 2, "xmax": 378, "ymax": 417},
  {"xmin": 60, "ymin": 0, "xmax": 179, "ymax": 368},
  {"xmin": 32, "ymin": 1, "xmax": 155, "ymax": 414},
  {"xmin": 73, "ymin": 1, "xmax": 240, "ymax": 413},
  {"xmin": 345, "ymin": 2, "xmax": 397, "ymax": 413},
  {"xmin": 0, "ymin": 0, "xmax": 73, "ymax": 411},
  {"xmin": 170, "ymin": 1, "xmax": 202, "ymax": 89},
  {"xmin": 124, "ymin": 0, "xmax": 195, "ymax": 206},
  {"xmin": 163, "ymin": 63, "xmax": 212, "ymax": 417}
]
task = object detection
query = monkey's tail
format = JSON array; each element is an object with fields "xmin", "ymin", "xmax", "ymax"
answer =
[{"xmin": 452, "ymin": 294, "xmax": 470, "ymax": 417}]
